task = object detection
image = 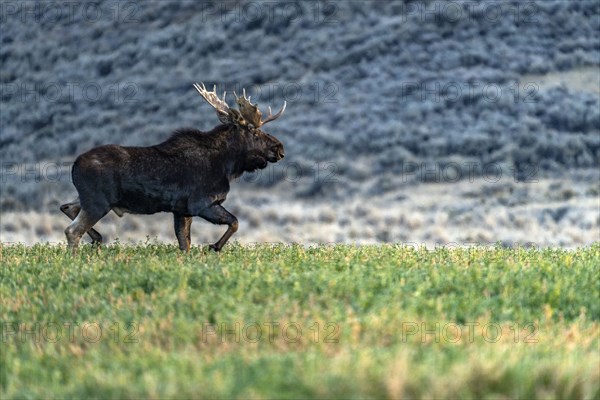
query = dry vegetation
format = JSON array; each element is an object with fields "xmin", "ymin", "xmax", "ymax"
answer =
[{"xmin": 2, "ymin": 173, "xmax": 598, "ymax": 248}]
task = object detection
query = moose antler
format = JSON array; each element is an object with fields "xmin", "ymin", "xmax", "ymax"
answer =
[
  {"xmin": 234, "ymin": 89, "xmax": 262, "ymax": 128},
  {"xmin": 193, "ymin": 83, "xmax": 234, "ymax": 125},
  {"xmin": 235, "ymin": 88, "xmax": 286, "ymax": 128},
  {"xmin": 261, "ymin": 101, "xmax": 287, "ymax": 125},
  {"xmin": 195, "ymin": 83, "xmax": 286, "ymax": 128}
]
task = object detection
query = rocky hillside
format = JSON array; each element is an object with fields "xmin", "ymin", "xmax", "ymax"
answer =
[{"xmin": 1, "ymin": 0, "xmax": 599, "ymax": 211}]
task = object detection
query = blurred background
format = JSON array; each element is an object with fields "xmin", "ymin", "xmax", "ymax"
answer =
[{"xmin": 1, "ymin": 0, "xmax": 598, "ymax": 247}]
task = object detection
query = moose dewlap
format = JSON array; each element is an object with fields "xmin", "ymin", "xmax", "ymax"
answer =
[{"xmin": 61, "ymin": 83, "xmax": 286, "ymax": 252}]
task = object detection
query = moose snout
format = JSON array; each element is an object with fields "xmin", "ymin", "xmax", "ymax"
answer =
[
  {"xmin": 266, "ymin": 134, "xmax": 285, "ymax": 161},
  {"xmin": 272, "ymin": 144, "xmax": 285, "ymax": 160},
  {"xmin": 275, "ymin": 144, "xmax": 285, "ymax": 159}
]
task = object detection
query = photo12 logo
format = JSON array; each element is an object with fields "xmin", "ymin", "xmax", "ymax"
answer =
[
  {"xmin": 401, "ymin": 321, "xmax": 539, "ymax": 344},
  {"xmin": 397, "ymin": 1, "xmax": 539, "ymax": 25},
  {"xmin": 398, "ymin": 162, "xmax": 539, "ymax": 184},
  {"xmin": 0, "ymin": 160, "xmax": 339, "ymax": 185},
  {"xmin": 200, "ymin": 321, "xmax": 340, "ymax": 344},
  {"xmin": 1, "ymin": 82, "xmax": 139, "ymax": 104},
  {"xmin": 1, "ymin": 322, "xmax": 140, "ymax": 344},
  {"xmin": 0, "ymin": 2, "xmax": 139, "ymax": 24},
  {"xmin": 399, "ymin": 81, "xmax": 539, "ymax": 104},
  {"xmin": 199, "ymin": 2, "xmax": 338, "ymax": 25}
]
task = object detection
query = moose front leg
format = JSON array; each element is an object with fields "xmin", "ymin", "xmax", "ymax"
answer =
[
  {"xmin": 197, "ymin": 204, "xmax": 238, "ymax": 252},
  {"xmin": 173, "ymin": 214, "xmax": 193, "ymax": 252}
]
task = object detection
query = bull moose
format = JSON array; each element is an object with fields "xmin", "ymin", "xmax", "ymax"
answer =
[{"xmin": 60, "ymin": 83, "xmax": 286, "ymax": 252}]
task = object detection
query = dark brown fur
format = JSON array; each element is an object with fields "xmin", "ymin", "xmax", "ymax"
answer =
[{"xmin": 61, "ymin": 124, "xmax": 284, "ymax": 251}]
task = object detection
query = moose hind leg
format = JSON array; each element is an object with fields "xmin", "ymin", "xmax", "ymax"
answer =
[
  {"xmin": 174, "ymin": 214, "xmax": 193, "ymax": 252},
  {"xmin": 65, "ymin": 208, "xmax": 107, "ymax": 250},
  {"xmin": 197, "ymin": 205, "xmax": 238, "ymax": 252},
  {"xmin": 60, "ymin": 200, "xmax": 103, "ymax": 244}
]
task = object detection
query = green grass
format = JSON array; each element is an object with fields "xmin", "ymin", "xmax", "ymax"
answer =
[{"xmin": 1, "ymin": 243, "xmax": 599, "ymax": 399}]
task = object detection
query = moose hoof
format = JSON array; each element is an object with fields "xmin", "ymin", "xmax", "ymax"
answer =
[{"xmin": 208, "ymin": 243, "xmax": 220, "ymax": 252}]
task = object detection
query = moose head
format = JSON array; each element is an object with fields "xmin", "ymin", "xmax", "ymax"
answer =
[{"xmin": 193, "ymin": 83, "xmax": 285, "ymax": 171}]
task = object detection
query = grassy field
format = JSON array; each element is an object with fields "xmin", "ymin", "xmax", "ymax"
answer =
[{"xmin": 1, "ymin": 243, "xmax": 599, "ymax": 399}]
